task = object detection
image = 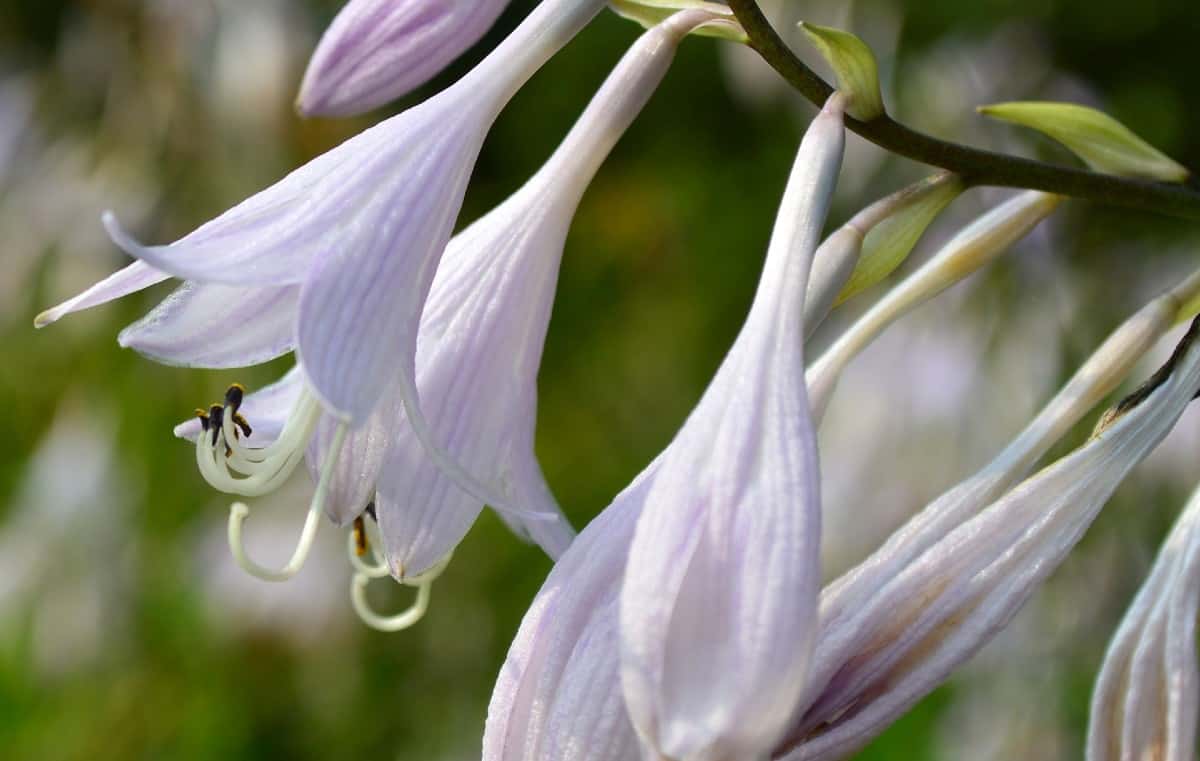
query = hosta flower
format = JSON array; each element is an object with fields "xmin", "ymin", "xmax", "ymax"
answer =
[
  {"xmin": 35, "ymin": 0, "xmax": 608, "ymax": 586},
  {"xmin": 298, "ymin": 0, "xmax": 512, "ymax": 117},
  {"xmin": 482, "ymin": 91, "xmax": 845, "ymax": 761},
  {"xmin": 178, "ymin": 4, "xmax": 730, "ymax": 621},
  {"xmin": 774, "ymin": 317, "xmax": 1200, "ymax": 761},
  {"xmin": 618, "ymin": 91, "xmax": 844, "ymax": 761},
  {"xmin": 1087, "ymin": 480, "xmax": 1200, "ymax": 761},
  {"xmin": 44, "ymin": 3, "xmax": 733, "ymax": 632},
  {"xmin": 38, "ymin": 0, "xmax": 606, "ymax": 511}
]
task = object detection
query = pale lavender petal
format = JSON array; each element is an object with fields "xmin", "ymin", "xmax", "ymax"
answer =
[
  {"xmin": 35, "ymin": 259, "xmax": 168, "ymax": 328},
  {"xmin": 174, "ymin": 366, "xmax": 304, "ymax": 447},
  {"xmin": 298, "ymin": 0, "xmax": 511, "ymax": 117},
  {"xmin": 98, "ymin": 121, "xmax": 409, "ymax": 287},
  {"xmin": 118, "ymin": 281, "xmax": 299, "ymax": 368},
  {"xmin": 295, "ymin": 0, "xmax": 605, "ymax": 425},
  {"xmin": 304, "ymin": 382, "xmax": 400, "ymax": 526},
  {"xmin": 620, "ymin": 95, "xmax": 844, "ymax": 761},
  {"xmin": 371, "ymin": 7, "xmax": 715, "ymax": 569},
  {"xmin": 1086, "ymin": 481, "xmax": 1200, "ymax": 761},
  {"xmin": 483, "ymin": 464, "xmax": 659, "ymax": 761},
  {"xmin": 779, "ymin": 323, "xmax": 1200, "ymax": 761}
]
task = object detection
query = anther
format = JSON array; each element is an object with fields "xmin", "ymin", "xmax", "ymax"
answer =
[
  {"xmin": 208, "ymin": 404, "xmax": 225, "ymax": 447},
  {"xmin": 347, "ymin": 509, "xmax": 389, "ymax": 579},
  {"xmin": 353, "ymin": 516, "xmax": 368, "ymax": 557},
  {"xmin": 224, "ymin": 383, "xmax": 246, "ymax": 413},
  {"xmin": 231, "ymin": 412, "xmax": 252, "ymax": 439}
]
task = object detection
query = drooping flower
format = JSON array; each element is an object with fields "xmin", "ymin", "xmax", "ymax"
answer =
[
  {"xmin": 35, "ymin": 0, "xmax": 610, "ymax": 587},
  {"xmin": 1086, "ymin": 481, "xmax": 1200, "ymax": 761},
  {"xmin": 774, "ymin": 316, "xmax": 1200, "ymax": 761},
  {"xmin": 618, "ymin": 91, "xmax": 843, "ymax": 761},
  {"xmin": 38, "ymin": 0, "xmax": 608, "ymax": 522},
  {"xmin": 297, "ymin": 0, "xmax": 512, "ymax": 117},
  {"xmin": 101, "ymin": 5, "xmax": 734, "ymax": 631},
  {"xmin": 481, "ymin": 91, "xmax": 845, "ymax": 761}
]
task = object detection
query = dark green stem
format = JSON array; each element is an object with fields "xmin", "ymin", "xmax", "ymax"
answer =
[{"xmin": 727, "ymin": 0, "xmax": 1200, "ymax": 220}]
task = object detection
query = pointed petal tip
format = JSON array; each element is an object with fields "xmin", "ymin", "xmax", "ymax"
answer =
[{"xmin": 33, "ymin": 308, "xmax": 57, "ymax": 329}]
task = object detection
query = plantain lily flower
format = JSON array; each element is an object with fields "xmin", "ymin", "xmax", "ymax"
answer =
[
  {"xmin": 482, "ymin": 90, "xmax": 845, "ymax": 761},
  {"xmin": 35, "ymin": 0, "xmax": 608, "ymax": 587},
  {"xmin": 774, "ymin": 317, "xmax": 1200, "ymax": 761},
  {"xmin": 297, "ymin": 0, "xmax": 513, "ymax": 117},
  {"xmin": 59, "ymin": 3, "xmax": 736, "ymax": 632},
  {"xmin": 1086, "ymin": 480, "xmax": 1200, "ymax": 761},
  {"xmin": 618, "ymin": 92, "xmax": 843, "ymax": 761}
]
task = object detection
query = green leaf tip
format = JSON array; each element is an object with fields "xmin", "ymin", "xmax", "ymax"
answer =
[
  {"xmin": 609, "ymin": 1, "xmax": 749, "ymax": 43},
  {"xmin": 979, "ymin": 101, "xmax": 1189, "ymax": 183},
  {"xmin": 799, "ymin": 21, "xmax": 885, "ymax": 121}
]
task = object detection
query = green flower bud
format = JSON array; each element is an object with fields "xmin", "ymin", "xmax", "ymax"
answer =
[{"xmin": 836, "ymin": 174, "xmax": 964, "ymax": 304}]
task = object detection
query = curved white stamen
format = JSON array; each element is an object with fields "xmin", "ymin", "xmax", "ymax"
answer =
[
  {"xmin": 196, "ymin": 430, "xmax": 309, "ymax": 497},
  {"xmin": 226, "ymin": 423, "xmax": 349, "ymax": 582},
  {"xmin": 350, "ymin": 553, "xmax": 452, "ymax": 633},
  {"xmin": 351, "ymin": 573, "xmax": 432, "ymax": 632},
  {"xmin": 223, "ymin": 392, "xmax": 320, "ymax": 465},
  {"xmin": 347, "ymin": 524, "xmax": 390, "ymax": 579},
  {"xmin": 194, "ymin": 391, "xmax": 321, "ymax": 497}
]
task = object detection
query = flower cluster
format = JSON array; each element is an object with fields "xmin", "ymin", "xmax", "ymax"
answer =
[{"xmin": 35, "ymin": 1, "xmax": 1200, "ymax": 759}]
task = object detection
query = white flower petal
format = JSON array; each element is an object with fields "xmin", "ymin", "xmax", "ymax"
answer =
[
  {"xmin": 1087, "ymin": 480, "xmax": 1200, "ymax": 761},
  {"xmin": 620, "ymin": 94, "xmax": 844, "ymax": 761},
  {"xmin": 298, "ymin": 0, "xmax": 512, "ymax": 117},
  {"xmin": 35, "ymin": 260, "xmax": 168, "ymax": 328},
  {"xmin": 118, "ymin": 281, "xmax": 299, "ymax": 368}
]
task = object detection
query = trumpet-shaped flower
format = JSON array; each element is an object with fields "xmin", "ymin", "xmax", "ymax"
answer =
[
  {"xmin": 38, "ymin": 0, "xmax": 607, "ymax": 514},
  {"xmin": 117, "ymin": 4, "xmax": 730, "ymax": 630},
  {"xmin": 1087, "ymin": 481, "xmax": 1200, "ymax": 761},
  {"xmin": 774, "ymin": 318, "xmax": 1200, "ymax": 761},
  {"xmin": 614, "ymin": 91, "xmax": 841, "ymax": 761},
  {"xmin": 298, "ymin": 0, "xmax": 512, "ymax": 117},
  {"xmin": 35, "ymin": 0, "xmax": 609, "ymax": 590},
  {"xmin": 484, "ymin": 91, "xmax": 846, "ymax": 761}
]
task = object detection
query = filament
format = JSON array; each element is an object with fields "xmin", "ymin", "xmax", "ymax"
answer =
[
  {"xmin": 350, "ymin": 553, "xmax": 453, "ymax": 633},
  {"xmin": 225, "ymin": 423, "xmax": 349, "ymax": 582}
]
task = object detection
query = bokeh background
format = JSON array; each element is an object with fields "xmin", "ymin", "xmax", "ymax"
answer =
[{"xmin": 3, "ymin": 0, "xmax": 1200, "ymax": 759}]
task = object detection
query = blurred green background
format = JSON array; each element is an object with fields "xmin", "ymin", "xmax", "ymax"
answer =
[{"xmin": 3, "ymin": 0, "xmax": 1200, "ymax": 759}]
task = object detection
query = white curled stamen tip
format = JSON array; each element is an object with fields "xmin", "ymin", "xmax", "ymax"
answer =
[
  {"xmin": 225, "ymin": 423, "xmax": 349, "ymax": 582},
  {"xmin": 351, "ymin": 552, "xmax": 453, "ymax": 633}
]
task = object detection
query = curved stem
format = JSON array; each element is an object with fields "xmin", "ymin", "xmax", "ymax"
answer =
[{"xmin": 726, "ymin": 0, "xmax": 1200, "ymax": 220}]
